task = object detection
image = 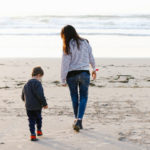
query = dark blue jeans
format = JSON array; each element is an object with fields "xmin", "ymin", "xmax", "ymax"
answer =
[
  {"xmin": 26, "ymin": 109, "xmax": 42, "ymax": 135},
  {"xmin": 67, "ymin": 72, "xmax": 90, "ymax": 119}
]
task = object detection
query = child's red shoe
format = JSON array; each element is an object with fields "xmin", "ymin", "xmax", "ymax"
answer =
[
  {"xmin": 37, "ymin": 130, "xmax": 43, "ymax": 136},
  {"xmin": 30, "ymin": 135, "xmax": 38, "ymax": 141}
]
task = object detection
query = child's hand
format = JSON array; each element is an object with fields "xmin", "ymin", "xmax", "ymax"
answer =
[
  {"xmin": 43, "ymin": 105, "xmax": 48, "ymax": 109},
  {"xmin": 92, "ymin": 71, "xmax": 97, "ymax": 80}
]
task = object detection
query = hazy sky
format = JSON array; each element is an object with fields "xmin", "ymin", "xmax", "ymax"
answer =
[{"xmin": 0, "ymin": 0, "xmax": 150, "ymax": 16}]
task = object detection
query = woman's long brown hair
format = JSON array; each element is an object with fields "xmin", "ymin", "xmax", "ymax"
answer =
[{"xmin": 61, "ymin": 25, "xmax": 83, "ymax": 55}]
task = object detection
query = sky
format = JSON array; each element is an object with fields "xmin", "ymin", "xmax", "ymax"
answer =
[{"xmin": 0, "ymin": 0, "xmax": 150, "ymax": 16}]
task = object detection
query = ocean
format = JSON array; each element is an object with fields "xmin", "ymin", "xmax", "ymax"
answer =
[{"xmin": 0, "ymin": 15, "xmax": 150, "ymax": 57}]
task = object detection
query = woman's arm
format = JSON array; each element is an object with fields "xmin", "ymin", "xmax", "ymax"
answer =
[
  {"xmin": 87, "ymin": 42, "xmax": 97, "ymax": 80},
  {"xmin": 61, "ymin": 53, "xmax": 71, "ymax": 84},
  {"xmin": 88, "ymin": 43, "xmax": 96, "ymax": 71}
]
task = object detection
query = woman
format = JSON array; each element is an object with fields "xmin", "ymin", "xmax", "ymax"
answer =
[{"xmin": 61, "ymin": 25, "xmax": 96, "ymax": 132}]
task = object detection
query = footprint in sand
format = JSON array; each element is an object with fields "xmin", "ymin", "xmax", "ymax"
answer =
[
  {"xmin": 0, "ymin": 142, "xmax": 5, "ymax": 144},
  {"xmin": 109, "ymin": 75, "xmax": 134, "ymax": 83},
  {"xmin": 0, "ymin": 86, "xmax": 10, "ymax": 89},
  {"xmin": 118, "ymin": 136, "xmax": 126, "ymax": 141}
]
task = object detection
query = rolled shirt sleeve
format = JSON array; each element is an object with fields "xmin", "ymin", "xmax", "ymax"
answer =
[{"xmin": 61, "ymin": 52, "xmax": 71, "ymax": 84}]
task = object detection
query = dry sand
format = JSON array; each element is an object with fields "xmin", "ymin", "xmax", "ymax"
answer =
[{"xmin": 0, "ymin": 58, "xmax": 150, "ymax": 150}]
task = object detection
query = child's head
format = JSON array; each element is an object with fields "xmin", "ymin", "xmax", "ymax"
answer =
[{"xmin": 32, "ymin": 66, "xmax": 44, "ymax": 81}]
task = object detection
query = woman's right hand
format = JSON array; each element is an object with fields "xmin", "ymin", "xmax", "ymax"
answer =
[{"xmin": 92, "ymin": 71, "xmax": 97, "ymax": 80}]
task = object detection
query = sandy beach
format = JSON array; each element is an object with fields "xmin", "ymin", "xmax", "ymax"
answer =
[{"xmin": 0, "ymin": 58, "xmax": 150, "ymax": 150}]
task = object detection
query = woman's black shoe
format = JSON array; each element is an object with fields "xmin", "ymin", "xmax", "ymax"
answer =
[
  {"xmin": 73, "ymin": 120, "xmax": 80, "ymax": 132},
  {"xmin": 73, "ymin": 120, "xmax": 83, "ymax": 131},
  {"xmin": 79, "ymin": 120, "xmax": 83, "ymax": 129},
  {"xmin": 73, "ymin": 120, "xmax": 77, "ymax": 129}
]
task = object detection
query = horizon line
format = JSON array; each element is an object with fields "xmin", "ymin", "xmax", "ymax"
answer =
[{"xmin": 1, "ymin": 13, "xmax": 150, "ymax": 18}]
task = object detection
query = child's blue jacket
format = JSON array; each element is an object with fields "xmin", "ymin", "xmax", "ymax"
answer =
[{"xmin": 21, "ymin": 79, "xmax": 47, "ymax": 110}]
